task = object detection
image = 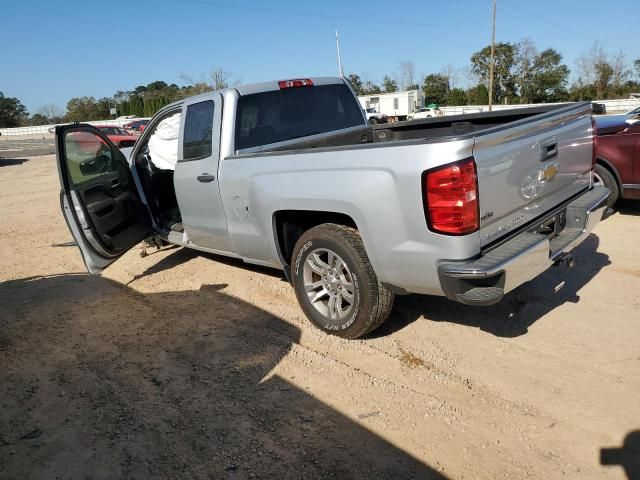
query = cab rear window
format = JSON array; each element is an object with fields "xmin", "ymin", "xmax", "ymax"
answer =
[{"xmin": 234, "ymin": 84, "xmax": 364, "ymax": 151}]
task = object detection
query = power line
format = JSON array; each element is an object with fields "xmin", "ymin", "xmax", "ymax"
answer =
[
  {"xmin": 497, "ymin": 1, "xmax": 627, "ymax": 52},
  {"xmin": 175, "ymin": 0, "xmax": 490, "ymax": 31}
]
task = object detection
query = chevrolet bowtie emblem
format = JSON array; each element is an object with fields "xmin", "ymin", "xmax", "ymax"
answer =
[{"xmin": 538, "ymin": 163, "xmax": 559, "ymax": 182}]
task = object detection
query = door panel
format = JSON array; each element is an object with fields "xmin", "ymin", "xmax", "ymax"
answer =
[
  {"xmin": 57, "ymin": 125, "xmax": 151, "ymax": 273},
  {"xmin": 174, "ymin": 94, "xmax": 232, "ymax": 251}
]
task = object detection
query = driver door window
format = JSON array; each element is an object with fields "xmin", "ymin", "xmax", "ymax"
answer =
[{"xmin": 65, "ymin": 132, "xmax": 116, "ymax": 185}]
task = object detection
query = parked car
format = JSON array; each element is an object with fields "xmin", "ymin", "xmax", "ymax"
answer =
[
  {"xmin": 592, "ymin": 115, "xmax": 640, "ymax": 206},
  {"xmin": 123, "ymin": 119, "xmax": 150, "ymax": 133},
  {"xmin": 56, "ymin": 76, "xmax": 608, "ymax": 339},
  {"xmin": 624, "ymin": 105, "xmax": 640, "ymax": 118},
  {"xmin": 406, "ymin": 107, "xmax": 442, "ymax": 121},
  {"xmin": 364, "ymin": 108, "xmax": 387, "ymax": 125},
  {"xmin": 94, "ymin": 125, "xmax": 139, "ymax": 148}
]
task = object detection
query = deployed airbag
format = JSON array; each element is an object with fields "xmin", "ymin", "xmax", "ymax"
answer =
[{"xmin": 148, "ymin": 112, "xmax": 181, "ymax": 170}]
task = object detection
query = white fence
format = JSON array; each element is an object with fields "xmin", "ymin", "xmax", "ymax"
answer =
[
  {"xmin": 439, "ymin": 98, "xmax": 640, "ymax": 117},
  {"xmin": 0, "ymin": 118, "xmax": 135, "ymax": 137}
]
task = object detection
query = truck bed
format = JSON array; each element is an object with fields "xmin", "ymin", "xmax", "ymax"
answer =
[{"xmin": 237, "ymin": 103, "xmax": 586, "ymax": 156}]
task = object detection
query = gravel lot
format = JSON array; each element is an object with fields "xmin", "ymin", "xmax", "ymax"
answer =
[
  {"xmin": 1, "ymin": 154, "xmax": 639, "ymax": 479},
  {"xmin": 0, "ymin": 137, "xmax": 55, "ymax": 158}
]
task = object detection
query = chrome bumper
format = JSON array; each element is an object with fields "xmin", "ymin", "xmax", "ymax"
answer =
[{"xmin": 438, "ymin": 186, "xmax": 610, "ymax": 306}]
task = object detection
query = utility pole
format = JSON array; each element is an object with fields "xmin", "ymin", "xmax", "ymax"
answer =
[
  {"xmin": 335, "ymin": 29, "xmax": 344, "ymax": 78},
  {"xmin": 488, "ymin": 0, "xmax": 496, "ymax": 111}
]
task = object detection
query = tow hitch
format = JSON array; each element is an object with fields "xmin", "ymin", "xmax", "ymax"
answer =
[{"xmin": 553, "ymin": 252, "xmax": 575, "ymax": 269}]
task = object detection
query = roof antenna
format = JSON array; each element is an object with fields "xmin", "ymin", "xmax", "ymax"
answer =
[{"xmin": 335, "ymin": 29, "xmax": 344, "ymax": 78}]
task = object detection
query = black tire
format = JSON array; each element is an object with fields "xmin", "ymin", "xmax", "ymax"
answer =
[
  {"xmin": 594, "ymin": 163, "xmax": 619, "ymax": 208},
  {"xmin": 291, "ymin": 224, "xmax": 394, "ymax": 339},
  {"xmin": 368, "ymin": 117, "xmax": 378, "ymax": 125}
]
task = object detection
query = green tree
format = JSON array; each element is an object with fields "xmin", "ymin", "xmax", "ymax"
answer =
[
  {"xmin": 346, "ymin": 74, "xmax": 365, "ymax": 95},
  {"xmin": 132, "ymin": 85, "xmax": 148, "ymax": 96},
  {"xmin": 568, "ymin": 79, "xmax": 596, "ymax": 101},
  {"xmin": 471, "ymin": 42, "xmax": 517, "ymax": 103},
  {"xmin": 129, "ymin": 95, "xmax": 144, "ymax": 117},
  {"xmin": 118, "ymin": 100, "xmax": 130, "ymax": 116},
  {"xmin": 529, "ymin": 48, "xmax": 570, "ymax": 102},
  {"xmin": 422, "ymin": 74, "xmax": 450, "ymax": 105},
  {"xmin": 28, "ymin": 113, "xmax": 50, "ymax": 126},
  {"xmin": 467, "ymin": 84, "xmax": 489, "ymax": 105},
  {"xmin": 362, "ymin": 81, "xmax": 381, "ymax": 95},
  {"xmin": 146, "ymin": 80, "xmax": 168, "ymax": 91},
  {"xmin": 382, "ymin": 76, "xmax": 398, "ymax": 93},
  {"xmin": 0, "ymin": 92, "xmax": 28, "ymax": 128},
  {"xmin": 65, "ymin": 97, "xmax": 97, "ymax": 122},
  {"xmin": 448, "ymin": 88, "xmax": 467, "ymax": 106},
  {"xmin": 95, "ymin": 97, "xmax": 112, "ymax": 119}
]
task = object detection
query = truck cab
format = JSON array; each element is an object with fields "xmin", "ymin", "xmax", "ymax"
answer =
[{"xmin": 56, "ymin": 78, "xmax": 368, "ymax": 274}]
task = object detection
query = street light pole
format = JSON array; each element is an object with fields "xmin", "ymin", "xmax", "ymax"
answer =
[{"xmin": 488, "ymin": 0, "xmax": 496, "ymax": 111}]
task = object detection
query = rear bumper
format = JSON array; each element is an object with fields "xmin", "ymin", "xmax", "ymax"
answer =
[{"xmin": 438, "ymin": 186, "xmax": 610, "ymax": 306}]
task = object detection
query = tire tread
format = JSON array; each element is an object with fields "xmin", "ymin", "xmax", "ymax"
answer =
[{"xmin": 293, "ymin": 223, "xmax": 394, "ymax": 339}]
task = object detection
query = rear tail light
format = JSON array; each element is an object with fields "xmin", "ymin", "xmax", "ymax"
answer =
[
  {"xmin": 278, "ymin": 79, "xmax": 314, "ymax": 89},
  {"xmin": 423, "ymin": 158, "xmax": 479, "ymax": 235},
  {"xmin": 591, "ymin": 117, "xmax": 598, "ymax": 168}
]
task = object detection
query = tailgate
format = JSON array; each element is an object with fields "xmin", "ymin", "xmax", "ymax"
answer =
[{"xmin": 473, "ymin": 102, "xmax": 593, "ymax": 247}]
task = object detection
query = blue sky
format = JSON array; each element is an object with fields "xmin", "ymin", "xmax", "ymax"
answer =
[{"xmin": 2, "ymin": 0, "xmax": 638, "ymax": 113}]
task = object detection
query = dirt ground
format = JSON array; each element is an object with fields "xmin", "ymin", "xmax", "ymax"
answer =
[{"xmin": 1, "ymin": 154, "xmax": 639, "ymax": 480}]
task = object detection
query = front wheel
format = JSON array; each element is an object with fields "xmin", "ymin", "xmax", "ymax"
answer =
[{"xmin": 291, "ymin": 224, "xmax": 394, "ymax": 339}]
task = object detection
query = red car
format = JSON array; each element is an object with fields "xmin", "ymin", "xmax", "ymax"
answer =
[
  {"xmin": 593, "ymin": 116, "xmax": 640, "ymax": 206},
  {"xmin": 123, "ymin": 119, "xmax": 149, "ymax": 133},
  {"xmin": 94, "ymin": 125, "xmax": 139, "ymax": 149}
]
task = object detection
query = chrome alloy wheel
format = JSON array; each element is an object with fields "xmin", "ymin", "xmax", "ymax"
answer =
[{"xmin": 303, "ymin": 248, "xmax": 355, "ymax": 321}]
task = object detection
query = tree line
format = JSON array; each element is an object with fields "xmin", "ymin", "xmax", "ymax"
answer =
[
  {"xmin": 349, "ymin": 40, "xmax": 640, "ymax": 107},
  {"xmin": 2, "ymin": 44, "xmax": 640, "ymax": 129},
  {"xmin": 0, "ymin": 68, "xmax": 237, "ymax": 128}
]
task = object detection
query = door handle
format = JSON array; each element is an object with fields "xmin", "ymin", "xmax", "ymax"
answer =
[
  {"xmin": 197, "ymin": 173, "xmax": 216, "ymax": 183},
  {"xmin": 540, "ymin": 137, "xmax": 558, "ymax": 161}
]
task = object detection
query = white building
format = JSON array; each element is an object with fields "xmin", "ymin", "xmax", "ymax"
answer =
[{"xmin": 358, "ymin": 90, "xmax": 424, "ymax": 120}]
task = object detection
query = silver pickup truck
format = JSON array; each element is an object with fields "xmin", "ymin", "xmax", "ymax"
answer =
[{"xmin": 56, "ymin": 76, "xmax": 609, "ymax": 339}]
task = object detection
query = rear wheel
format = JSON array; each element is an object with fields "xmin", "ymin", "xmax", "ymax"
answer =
[
  {"xmin": 593, "ymin": 163, "xmax": 619, "ymax": 208},
  {"xmin": 291, "ymin": 224, "xmax": 394, "ymax": 339},
  {"xmin": 368, "ymin": 117, "xmax": 378, "ymax": 125}
]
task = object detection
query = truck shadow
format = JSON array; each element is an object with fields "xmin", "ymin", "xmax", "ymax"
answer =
[
  {"xmin": 0, "ymin": 274, "xmax": 445, "ymax": 479},
  {"xmin": 127, "ymin": 245, "xmax": 287, "ymax": 286},
  {"xmin": 615, "ymin": 200, "xmax": 640, "ymax": 217},
  {"xmin": 600, "ymin": 430, "xmax": 640, "ymax": 480},
  {"xmin": 0, "ymin": 157, "xmax": 29, "ymax": 167},
  {"xmin": 379, "ymin": 234, "xmax": 610, "ymax": 338}
]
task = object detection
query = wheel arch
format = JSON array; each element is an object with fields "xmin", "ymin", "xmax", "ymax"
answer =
[{"xmin": 272, "ymin": 210, "xmax": 359, "ymax": 274}]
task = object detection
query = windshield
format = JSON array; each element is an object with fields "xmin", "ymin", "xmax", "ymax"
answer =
[{"xmin": 234, "ymin": 83, "xmax": 365, "ymax": 150}]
